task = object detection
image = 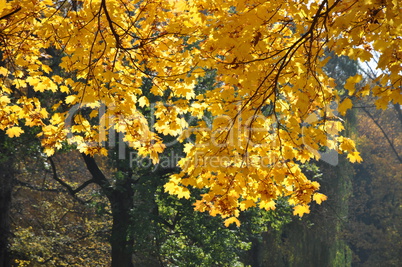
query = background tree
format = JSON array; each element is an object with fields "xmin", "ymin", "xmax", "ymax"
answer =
[{"xmin": 345, "ymin": 102, "xmax": 402, "ymax": 266}]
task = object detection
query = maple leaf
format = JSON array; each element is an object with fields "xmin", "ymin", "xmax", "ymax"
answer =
[
  {"xmin": 347, "ymin": 151, "xmax": 363, "ymax": 163},
  {"xmin": 138, "ymin": 96, "xmax": 149, "ymax": 108},
  {"xmin": 375, "ymin": 97, "xmax": 390, "ymax": 110},
  {"xmin": 6, "ymin": 127, "xmax": 24, "ymax": 138},
  {"xmin": 0, "ymin": 0, "xmax": 10, "ymax": 16},
  {"xmin": 0, "ymin": 67, "xmax": 8, "ymax": 76},
  {"xmin": 224, "ymin": 217, "xmax": 241, "ymax": 227},
  {"xmin": 344, "ymin": 74, "xmax": 363, "ymax": 96},
  {"xmin": 65, "ymin": 95, "xmax": 77, "ymax": 105},
  {"xmin": 0, "ymin": 95, "xmax": 10, "ymax": 105},
  {"xmin": 259, "ymin": 200, "xmax": 276, "ymax": 211},
  {"xmin": 338, "ymin": 99, "xmax": 353, "ymax": 116},
  {"xmin": 313, "ymin": 193, "xmax": 328, "ymax": 205},
  {"xmin": 293, "ymin": 205, "xmax": 311, "ymax": 217},
  {"xmin": 43, "ymin": 147, "xmax": 55, "ymax": 156},
  {"xmin": 240, "ymin": 199, "xmax": 256, "ymax": 211}
]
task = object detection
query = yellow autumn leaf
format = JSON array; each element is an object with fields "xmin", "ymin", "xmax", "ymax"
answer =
[
  {"xmin": 313, "ymin": 193, "xmax": 328, "ymax": 205},
  {"xmin": 338, "ymin": 98, "xmax": 353, "ymax": 116},
  {"xmin": 0, "ymin": 66, "xmax": 8, "ymax": 76},
  {"xmin": 176, "ymin": 187, "xmax": 190, "ymax": 199},
  {"xmin": 224, "ymin": 217, "xmax": 241, "ymax": 227},
  {"xmin": 183, "ymin": 143, "xmax": 194, "ymax": 154},
  {"xmin": 65, "ymin": 95, "xmax": 77, "ymax": 104},
  {"xmin": 240, "ymin": 199, "xmax": 256, "ymax": 211},
  {"xmin": 340, "ymin": 137, "xmax": 356, "ymax": 152},
  {"xmin": 26, "ymin": 76, "xmax": 40, "ymax": 87},
  {"xmin": 375, "ymin": 97, "xmax": 390, "ymax": 110},
  {"xmin": 0, "ymin": 95, "xmax": 10, "ymax": 104},
  {"xmin": 0, "ymin": 0, "xmax": 8, "ymax": 16},
  {"xmin": 89, "ymin": 110, "xmax": 98, "ymax": 118},
  {"xmin": 344, "ymin": 74, "xmax": 363, "ymax": 96},
  {"xmin": 259, "ymin": 200, "xmax": 276, "ymax": 211},
  {"xmin": 6, "ymin": 127, "xmax": 24, "ymax": 138},
  {"xmin": 293, "ymin": 205, "xmax": 310, "ymax": 217},
  {"xmin": 138, "ymin": 96, "xmax": 149, "ymax": 108},
  {"xmin": 347, "ymin": 151, "xmax": 363, "ymax": 163},
  {"xmin": 43, "ymin": 147, "xmax": 55, "ymax": 156},
  {"xmin": 60, "ymin": 86, "xmax": 70, "ymax": 93}
]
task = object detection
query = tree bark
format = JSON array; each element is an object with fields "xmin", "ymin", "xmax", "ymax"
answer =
[
  {"xmin": 0, "ymin": 167, "xmax": 12, "ymax": 267},
  {"xmin": 82, "ymin": 154, "xmax": 135, "ymax": 267},
  {"xmin": 110, "ymin": 196, "xmax": 134, "ymax": 267},
  {"xmin": 0, "ymin": 135, "xmax": 14, "ymax": 267}
]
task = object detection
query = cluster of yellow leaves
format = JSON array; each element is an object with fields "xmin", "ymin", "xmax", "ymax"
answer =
[
  {"xmin": 0, "ymin": 0, "xmax": 400, "ymax": 225},
  {"xmin": 1, "ymin": 0, "xmax": 181, "ymax": 160},
  {"xmin": 0, "ymin": 95, "xmax": 48, "ymax": 136},
  {"xmin": 328, "ymin": 0, "xmax": 402, "ymax": 109}
]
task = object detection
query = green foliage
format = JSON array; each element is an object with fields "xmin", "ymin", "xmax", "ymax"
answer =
[{"xmin": 124, "ymin": 168, "xmax": 248, "ymax": 266}]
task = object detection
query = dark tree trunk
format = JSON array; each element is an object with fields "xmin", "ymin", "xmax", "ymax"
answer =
[
  {"xmin": 0, "ymin": 135, "xmax": 14, "ymax": 267},
  {"xmin": 82, "ymin": 154, "xmax": 135, "ymax": 267},
  {"xmin": 109, "ymin": 190, "xmax": 134, "ymax": 267},
  {"xmin": 0, "ymin": 167, "xmax": 12, "ymax": 267}
]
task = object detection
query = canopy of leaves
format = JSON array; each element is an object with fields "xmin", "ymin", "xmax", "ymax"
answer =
[{"xmin": 1, "ymin": 0, "xmax": 401, "ymax": 220}]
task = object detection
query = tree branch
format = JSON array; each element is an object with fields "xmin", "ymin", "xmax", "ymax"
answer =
[
  {"xmin": 81, "ymin": 153, "xmax": 112, "ymax": 197},
  {"xmin": 15, "ymin": 179, "xmax": 66, "ymax": 193},
  {"xmin": 48, "ymin": 157, "xmax": 95, "ymax": 204},
  {"xmin": 362, "ymin": 108, "xmax": 402, "ymax": 164},
  {"xmin": 0, "ymin": 7, "xmax": 21, "ymax": 21}
]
